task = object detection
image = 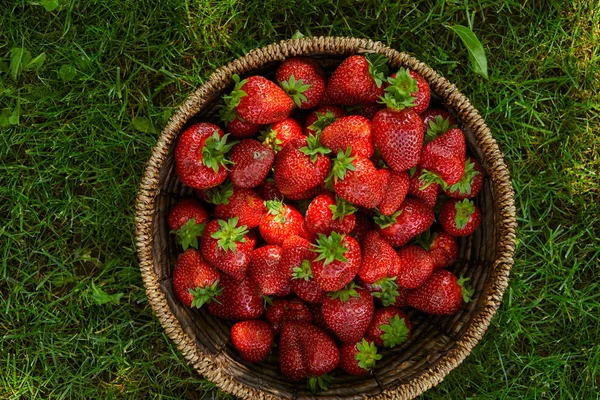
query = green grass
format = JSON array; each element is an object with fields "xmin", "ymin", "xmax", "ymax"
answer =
[{"xmin": 1, "ymin": 0, "xmax": 599, "ymax": 398}]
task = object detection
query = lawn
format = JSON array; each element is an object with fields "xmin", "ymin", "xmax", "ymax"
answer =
[{"xmin": 1, "ymin": 0, "xmax": 599, "ymax": 398}]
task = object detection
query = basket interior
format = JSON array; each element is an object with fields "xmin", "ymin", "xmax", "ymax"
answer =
[{"xmin": 149, "ymin": 55, "xmax": 498, "ymax": 399}]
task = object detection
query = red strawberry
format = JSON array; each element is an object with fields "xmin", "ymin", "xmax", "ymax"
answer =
[
  {"xmin": 231, "ymin": 320, "xmax": 274, "ymax": 362},
  {"xmin": 279, "ymin": 321, "xmax": 339, "ymax": 389},
  {"xmin": 175, "ymin": 123, "xmax": 236, "ymax": 190},
  {"xmin": 387, "ymin": 69, "xmax": 430, "ymax": 114},
  {"xmin": 377, "ymin": 169, "xmax": 410, "ymax": 216},
  {"xmin": 358, "ymin": 230, "xmax": 401, "ymax": 306},
  {"xmin": 428, "ymin": 231, "xmax": 459, "ymax": 270},
  {"xmin": 248, "ymin": 245, "xmax": 291, "ymax": 296},
  {"xmin": 259, "ymin": 199, "xmax": 304, "ymax": 245},
  {"xmin": 200, "ymin": 218, "xmax": 255, "ymax": 280},
  {"xmin": 256, "ymin": 179, "xmax": 283, "ymax": 201},
  {"xmin": 350, "ymin": 212, "xmax": 373, "ymax": 243},
  {"xmin": 276, "ymin": 57, "xmax": 326, "ymax": 109},
  {"xmin": 209, "ymin": 184, "xmax": 266, "ymax": 229},
  {"xmin": 375, "ymin": 197, "xmax": 435, "ymax": 247},
  {"xmin": 420, "ymin": 128, "xmax": 466, "ymax": 186},
  {"xmin": 207, "ymin": 275, "xmax": 264, "ymax": 320},
  {"xmin": 172, "ymin": 249, "xmax": 221, "ymax": 308},
  {"xmin": 320, "ymin": 115, "xmax": 374, "ymax": 158},
  {"xmin": 280, "ymin": 236, "xmax": 325, "ymax": 303},
  {"xmin": 408, "ymin": 167, "xmax": 441, "ymax": 209},
  {"xmin": 226, "ymin": 116, "xmax": 261, "ymax": 138},
  {"xmin": 274, "ymin": 136, "xmax": 331, "ymax": 196},
  {"xmin": 229, "ymin": 139, "xmax": 274, "ymax": 188},
  {"xmin": 407, "ymin": 270, "xmax": 473, "ymax": 315},
  {"xmin": 439, "ymin": 198, "xmax": 481, "ymax": 236},
  {"xmin": 421, "ymin": 109, "xmax": 456, "ymax": 136},
  {"xmin": 445, "ymin": 156, "xmax": 484, "ymax": 199},
  {"xmin": 259, "ymin": 117, "xmax": 304, "ymax": 153},
  {"xmin": 305, "ymin": 193, "xmax": 356, "ymax": 236},
  {"xmin": 321, "ymin": 283, "xmax": 374, "ymax": 343},
  {"xmin": 285, "ymin": 185, "xmax": 322, "ymax": 201},
  {"xmin": 298, "ymin": 220, "xmax": 318, "ymax": 242},
  {"xmin": 396, "ymin": 245, "xmax": 434, "ymax": 289},
  {"xmin": 326, "ymin": 54, "xmax": 388, "ymax": 105},
  {"xmin": 228, "ymin": 74, "xmax": 293, "ymax": 124},
  {"xmin": 339, "ymin": 338, "xmax": 382, "ymax": 376},
  {"xmin": 310, "ymin": 232, "xmax": 362, "ymax": 292},
  {"xmin": 168, "ymin": 199, "xmax": 209, "ymax": 250},
  {"xmin": 386, "ymin": 286, "xmax": 410, "ymax": 308},
  {"xmin": 304, "ymin": 106, "xmax": 347, "ymax": 136},
  {"xmin": 365, "ymin": 307, "xmax": 412, "ymax": 347},
  {"xmin": 265, "ymin": 299, "xmax": 312, "ymax": 334},
  {"xmin": 330, "ymin": 150, "xmax": 385, "ymax": 209}
]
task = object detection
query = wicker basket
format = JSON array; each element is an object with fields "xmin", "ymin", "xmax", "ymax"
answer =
[{"xmin": 135, "ymin": 37, "xmax": 517, "ymax": 399}]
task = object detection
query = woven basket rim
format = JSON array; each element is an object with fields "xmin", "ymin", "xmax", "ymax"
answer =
[{"xmin": 135, "ymin": 36, "xmax": 517, "ymax": 400}]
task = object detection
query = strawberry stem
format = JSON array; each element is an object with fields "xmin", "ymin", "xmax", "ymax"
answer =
[
  {"xmin": 201, "ymin": 131, "xmax": 237, "ymax": 174},
  {"xmin": 204, "ymin": 181, "xmax": 234, "ymax": 205},
  {"xmin": 209, "ymin": 217, "xmax": 248, "ymax": 252},
  {"xmin": 365, "ymin": 53, "xmax": 389, "ymax": 88},
  {"xmin": 292, "ymin": 259, "xmax": 313, "ymax": 280},
  {"xmin": 258, "ymin": 126, "xmax": 284, "ymax": 153},
  {"xmin": 219, "ymin": 74, "xmax": 248, "ymax": 123},
  {"xmin": 370, "ymin": 277, "xmax": 399, "ymax": 307},
  {"xmin": 328, "ymin": 281, "xmax": 360, "ymax": 302},
  {"xmin": 374, "ymin": 208, "xmax": 402, "ymax": 229},
  {"xmin": 279, "ymin": 74, "xmax": 311, "ymax": 108},
  {"xmin": 425, "ymin": 115, "xmax": 457, "ymax": 143},
  {"xmin": 307, "ymin": 374, "xmax": 332, "ymax": 393},
  {"xmin": 173, "ymin": 218, "xmax": 206, "ymax": 250},
  {"xmin": 454, "ymin": 199, "xmax": 476, "ymax": 230},
  {"xmin": 355, "ymin": 338, "xmax": 382, "ymax": 370},
  {"xmin": 419, "ymin": 168, "xmax": 448, "ymax": 190},
  {"xmin": 265, "ymin": 199, "xmax": 288, "ymax": 224},
  {"xmin": 457, "ymin": 276, "xmax": 474, "ymax": 302},
  {"xmin": 329, "ymin": 196, "xmax": 357, "ymax": 222},
  {"xmin": 299, "ymin": 132, "xmax": 331, "ymax": 163},
  {"xmin": 448, "ymin": 158, "xmax": 481, "ymax": 195},
  {"xmin": 307, "ymin": 110, "xmax": 338, "ymax": 135},
  {"xmin": 380, "ymin": 314, "xmax": 410, "ymax": 348},
  {"xmin": 329, "ymin": 148, "xmax": 357, "ymax": 183},
  {"xmin": 379, "ymin": 68, "xmax": 417, "ymax": 110},
  {"xmin": 311, "ymin": 232, "xmax": 349, "ymax": 266},
  {"xmin": 188, "ymin": 280, "xmax": 222, "ymax": 308}
]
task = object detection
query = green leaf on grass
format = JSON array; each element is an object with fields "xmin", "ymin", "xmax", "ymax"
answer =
[
  {"xmin": 90, "ymin": 281, "xmax": 123, "ymax": 306},
  {"xmin": 58, "ymin": 64, "xmax": 77, "ymax": 82},
  {"xmin": 10, "ymin": 48, "xmax": 32, "ymax": 80},
  {"xmin": 447, "ymin": 25, "xmax": 488, "ymax": 79},
  {"xmin": 26, "ymin": 52, "xmax": 46, "ymax": 70},
  {"xmin": 41, "ymin": 0, "xmax": 60, "ymax": 11},
  {"xmin": 132, "ymin": 116, "xmax": 157, "ymax": 133},
  {"xmin": 291, "ymin": 31, "xmax": 304, "ymax": 39}
]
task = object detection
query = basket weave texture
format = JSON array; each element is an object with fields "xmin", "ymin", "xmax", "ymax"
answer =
[{"xmin": 135, "ymin": 36, "xmax": 517, "ymax": 400}]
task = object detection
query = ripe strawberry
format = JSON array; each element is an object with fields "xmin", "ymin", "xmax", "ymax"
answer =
[
  {"xmin": 326, "ymin": 54, "xmax": 388, "ymax": 105},
  {"xmin": 439, "ymin": 198, "xmax": 481, "ymax": 236},
  {"xmin": 256, "ymin": 178, "xmax": 283, "ymax": 201},
  {"xmin": 259, "ymin": 199, "xmax": 304, "ymax": 245},
  {"xmin": 321, "ymin": 283, "xmax": 374, "ymax": 343},
  {"xmin": 320, "ymin": 115, "xmax": 374, "ymax": 158},
  {"xmin": 365, "ymin": 307, "xmax": 412, "ymax": 347},
  {"xmin": 248, "ymin": 245, "xmax": 291, "ymax": 296},
  {"xmin": 305, "ymin": 193, "xmax": 356, "ymax": 236},
  {"xmin": 259, "ymin": 117, "xmax": 304, "ymax": 153},
  {"xmin": 428, "ymin": 231, "xmax": 459, "ymax": 270},
  {"xmin": 229, "ymin": 139, "xmax": 274, "ymax": 188},
  {"xmin": 408, "ymin": 167, "xmax": 441, "ymax": 209},
  {"xmin": 207, "ymin": 275, "xmax": 264, "ymax": 320},
  {"xmin": 421, "ymin": 108, "xmax": 456, "ymax": 135},
  {"xmin": 339, "ymin": 338, "xmax": 382, "ymax": 376},
  {"xmin": 377, "ymin": 169, "xmax": 410, "ymax": 216},
  {"xmin": 172, "ymin": 249, "xmax": 221, "ymax": 308},
  {"xmin": 227, "ymin": 74, "xmax": 293, "ymax": 124},
  {"xmin": 279, "ymin": 321, "xmax": 339, "ymax": 389},
  {"xmin": 330, "ymin": 149, "xmax": 385, "ymax": 209},
  {"xmin": 280, "ymin": 235, "xmax": 325, "ymax": 303},
  {"xmin": 285, "ymin": 186, "xmax": 323, "ymax": 201},
  {"xmin": 375, "ymin": 197, "xmax": 435, "ymax": 247},
  {"xmin": 310, "ymin": 232, "xmax": 362, "ymax": 292},
  {"xmin": 372, "ymin": 69, "xmax": 424, "ymax": 172},
  {"xmin": 208, "ymin": 184, "xmax": 266, "ymax": 229},
  {"xmin": 168, "ymin": 199, "xmax": 209, "ymax": 250},
  {"xmin": 386, "ymin": 286, "xmax": 410, "ymax": 308},
  {"xmin": 304, "ymin": 106, "xmax": 347, "ymax": 136},
  {"xmin": 175, "ymin": 123, "xmax": 236, "ymax": 190},
  {"xmin": 407, "ymin": 270, "xmax": 473, "ymax": 315},
  {"xmin": 200, "ymin": 217, "xmax": 255, "ymax": 280},
  {"xmin": 358, "ymin": 230, "xmax": 401, "ymax": 306},
  {"xmin": 445, "ymin": 156, "xmax": 484, "ymax": 199},
  {"xmin": 273, "ymin": 136, "xmax": 331, "ymax": 197},
  {"xmin": 265, "ymin": 299, "xmax": 312, "ymax": 334},
  {"xmin": 396, "ymin": 245, "xmax": 434, "ymax": 289},
  {"xmin": 231, "ymin": 320, "xmax": 274, "ymax": 362},
  {"xmin": 387, "ymin": 69, "xmax": 430, "ymax": 114},
  {"xmin": 276, "ymin": 57, "xmax": 326, "ymax": 109},
  {"xmin": 420, "ymin": 128, "xmax": 466, "ymax": 186},
  {"xmin": 225, "ymin": 116, "xmax": 261, "ymax": 138},
  {"xmin": 298, "ymin": 219, "xmax": 318, "ymax": 242},
  {"xmin": 350, "ymin": 212, "xmax": 373, "ymax": 243}
]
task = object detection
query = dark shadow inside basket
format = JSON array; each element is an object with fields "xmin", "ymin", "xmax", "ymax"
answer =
[{"xmin": 151, "ymin": 56, "xmax": 498, "ymax": 399}]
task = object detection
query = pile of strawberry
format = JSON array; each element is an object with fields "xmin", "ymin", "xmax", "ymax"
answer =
[{"xmin": 169, "ymin": 54, "xmax": 483, "ymax": 391}]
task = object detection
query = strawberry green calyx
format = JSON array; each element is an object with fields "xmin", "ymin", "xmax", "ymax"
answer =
[
  {"xmin": 263, "ymin": 295, "xmax": 274, "ymax": 307},
  {"xmin": 219, "ymin": 74, "xmax": 249, "ymax": 123},
  {"xmin": 204, "ymin": 181, "xmax": 234, "ymax": 205},
  {"xmin": 308, "ymin": 374, "xmax": 332, "ymax": 393},
  {"xmin": 202, "ymin": 131, "xmax": 238, "ymax": 174},
  {"xmin": 265, "ymin": 199, "xmax": 287, "ymax": 223},
  {"xmin": 329, "ymin": 196, "xmax": 357, "ymax": 222},
  {"xmin": 365, "ymin": 53, "xmax": 390, "ymax": 88},
  {"xmin": 280, "ymin": 74, "xmax": 311, "ymax": 108},
  {"xmin": 419, "ymin": 168, "xmax": 449, "ymax": 190},
  {"xmin": 457, "ymin": 276, "xmax": 474, "ymax": 302},
  {"xmin": 299, "ymin": 132, "xmax": 331, "ymax": 163},
  {"xmin": 371, "ymin": 277, "xmax": 400, "ymax": 307},
  {"xmin": 328, "ymin": 281, "xmax": 360, "ymax": 302},
  {"xmin": 188, "ymin": 281, "xmax": 222, "ymax": 308},
  {"xmin": 380, "ymin": 68, "xmax": 417, "ymax": 110},
  {"xmin": 258, "ymin": 127, "xmax": 284, "ymax": 153},
  {"xmin": 172, "ymin": 218, "xmax": 206, "ymax": 250},
  {"xmin": 454, "ymin": 199, "xmax": 476, "ymax": 229},
  {"xmin": 329, "ymin": 148, "xmax": 357, "ymax": 183},
  {"xmin": 414, "ymin": 229, "xmax": 434, "ymax": 250},
  {"xmin": 218, "ymin": 103, "xmax": 238, "ymax": 124},
  {"xmin": 374, "ymin": 208, "xmax": 402, "ymax": 229},
  {"xmin": 307, "ymin": 110, "xmax": 338, "ymax": 135},
  {"xmin": 355, "ymin": 338, "xmax": 382, "ymax": 370},
  {"xmin": 292, "ymin": 259, "xmax": 313, "ymax": 280},
  {"xmin": 311, "ymin": 232, "xmax": 348, "ymax": 265},
  {"xmin": 210, "ymin": 217, "xmax": 248, "ymax": 252},
  {"xmin": 448, "ymin": 158, "xmax": 480, "ymax": 195},
  {"xmin": 380, "ymin": 314, "xmax": 410, "ymax": 348},
  {"xmin": 425, "ymin": 115, "xmax": 457, "ymax": 143}
]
